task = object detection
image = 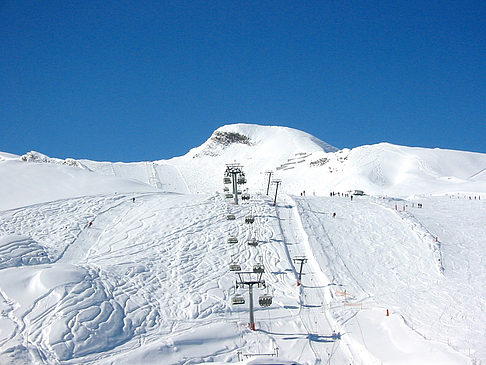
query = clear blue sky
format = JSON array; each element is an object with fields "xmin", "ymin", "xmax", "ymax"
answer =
[{"xmin": 1, "ymin": 0, "xmax": 485, "ymax": 161}]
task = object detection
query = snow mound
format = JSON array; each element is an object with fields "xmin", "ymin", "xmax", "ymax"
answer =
[{"xmin": 0, "ymin": 264, "xmax": 154, "ymax": 362}]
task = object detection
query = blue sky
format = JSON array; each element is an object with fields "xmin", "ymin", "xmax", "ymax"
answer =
[{"xmin": 1, "ymin": 0, "xmax": 485, "ymax": 161}]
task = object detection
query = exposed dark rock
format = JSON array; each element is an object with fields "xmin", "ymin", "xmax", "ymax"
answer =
[
  {"xmin": 309, "ymin": 157, "xmax": 329, "ymax": 167},
  {"xmin": 210, "ymin": 131, "xmax": 252, "ymax": 146}
]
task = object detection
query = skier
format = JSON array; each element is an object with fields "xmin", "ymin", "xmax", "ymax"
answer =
[
  {"xmin": 132, "ymin": 197, "xmax": 135, "ymax": 203},
  {"xmin": 333, "ymin": 212, "xmax": 336, "ymax": 218},
  {"xmin": 88, "ymin": 221, "xmax": 93, "ymax": 228}
]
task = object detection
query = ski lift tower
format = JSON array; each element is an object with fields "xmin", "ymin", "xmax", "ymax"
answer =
[
  {"xmin": 271, "ymin": 179, "xmax": 282, "ymax": 206},
  {"xmin": 293, "ymin": 256, "xmax": 308, "ymax": 286},
  {"xmin": 225, "ymin": 163, "xmax": 244, "ymax": 205},
  {"xmin": 235, "ymin": 271, "xmax": 267, "ymax": 330},
  {"xmin": 264, "ymin": 171, "xmax": 273, "ymax": 195}
]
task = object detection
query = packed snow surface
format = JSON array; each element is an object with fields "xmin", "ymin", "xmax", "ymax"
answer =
[
  {"xmin": 1, "ymin": 123, "xmax": 485, "ymax": 364},
  {"xmin": 0, "ymin": 155, "xmax": 157, "ymax": 211}
]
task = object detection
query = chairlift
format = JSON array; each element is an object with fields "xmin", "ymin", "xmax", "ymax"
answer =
[
  {"xmin": 247, "ymin": 238, "xmax": 258, "ymax": 247},
  {"xmin": 245, "ymin": 215, "xmax": 255, "ymax": 224},
  {"xmin": 253, "ymin": 263, "xmax": 264, "ymax": 273},
  {"xmin": 227, "ymin": 214, "xmax": 236, "ymax": 220},
  {"xmin": 227, "ymin": 236, "xmax": 238, "ymax": 244},
  {"xmin": 258, "ymin": 294, "xmax": 272, "ymax": 307},
  {"xmin": 225, "ymin": 193, "xmax": 233, "ymax": 198},
  {"xmin": 232, "ymin": 295, "xmax": 245, "ymax": 305},
  {"xmin": 224, "ymin": 177, "xmax": 231, "ymax": 184},
  {"xmin": 229, "ymin": 263, "xmax": 241, "ymax": 271}
]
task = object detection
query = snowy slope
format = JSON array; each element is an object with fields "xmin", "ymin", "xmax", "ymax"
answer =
[
  {"xmin": 0, "ymin": 155, "xmax": 157, "ymax": 211},
  {"xmin": 1, "ymin": 123, "xmax": 486, "ymax": 364},
  {"xmin": 79, "ymin": 160, "xmax": 189, "ymax": 194},
  {"xmin": 0, "ymin": 189, "xmax": 348, "ymax": 364},
  {"xmin": 44, "ymin": 123, "xmax": 486, "ymax": 198},
  {"xmin": 0, "ymin": 189, "xmax": 480, "ymax": 364},
  {"xmin": 165, "ymin": 124, "xmax": 486, "ymax": 197},
  {"xmin": 328, "ymin": 143, "xmax": 486, "ymax": 197},
  {"xmin": 291, "ymin": 194, "xmax": 483, "ymax": 363}
]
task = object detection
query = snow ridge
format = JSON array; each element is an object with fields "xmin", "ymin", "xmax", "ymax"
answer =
[{"xmin": 20, "ymin": 151, "xmax": 90, "ymax": 170}]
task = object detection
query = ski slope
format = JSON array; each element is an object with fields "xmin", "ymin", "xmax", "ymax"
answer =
[
  {"xmin": 0, "ymin": 154, "xmax": 157, "ymax": 211},
  {"xmin": 1, "ymin": 123, "xmax": 485, "ymax": 364},
  {"xmin": 291, "ymin": 194, "xmax": 480, "ymax": 364},
  {"xmin": 79, "ymin": 160, "xmax": 190, "ymax": 194},
  {"xmin": 0, "ymin": 188, "xmax": 480, "ymax": 364},
  {"xmin": 0, "ymin": 189, "xmax": 347, "ymax": 364}
]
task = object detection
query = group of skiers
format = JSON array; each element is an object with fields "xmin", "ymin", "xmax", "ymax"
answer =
[{"xmin": 330, "ymin": 191, "xmax": 354, "ymax": 201}]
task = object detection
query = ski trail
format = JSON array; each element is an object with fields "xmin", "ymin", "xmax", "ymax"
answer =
[
  {"xmin": 170, "ymin": 164, "xmax": 191, "ymax": 194},
  {"xmin": 277, "ymin": 195, "xmax": 353, "ymax": 364},
  {"xmin": 372, "ymin": 198, "xmax": 445, "ymax": 274},
  {"xmin": 57, "ymin": 198, "xmax": 133, "ymax": 263}
]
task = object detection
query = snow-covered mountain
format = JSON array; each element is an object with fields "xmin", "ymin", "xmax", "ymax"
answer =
[
  {"xmin": 82, "ymin": 123, "xmax": 486, "ymax": 197},
  {"xmin": 0, "ymin": 124, "xmax": 485, "ymax": 364}
]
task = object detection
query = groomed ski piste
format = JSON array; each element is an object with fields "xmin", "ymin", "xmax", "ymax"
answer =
[{"xmin": 1, "ymin": 124, "xmax": 485, "ymax": 364}]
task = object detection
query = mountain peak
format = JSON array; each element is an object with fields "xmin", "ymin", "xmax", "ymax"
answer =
[
  {"xmin": 216, "ymin": 123, "xmax": 337, "ymax": 152},
  {"xmin": 189, "ymin": 123, "xmax": 337, "ymax": 159}
]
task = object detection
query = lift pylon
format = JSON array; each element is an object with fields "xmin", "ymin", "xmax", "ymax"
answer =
[
  {"xmin": 271, "ymin": 179, "xmax": 282, "ymax": 206},
  {"xmin": 235, "ymin": 271, "xmax": 267, "ymax": 330},
  {"xmin": 225, "ymin": 164, "xmax": 245, "ymax": 205},
  {"xmin": 264, "ymin": 171, "xmax": 273, "ymax": 195},
  {"xmin": 293, "ymin": 256, "xmax": 308, "ymax": 286}
]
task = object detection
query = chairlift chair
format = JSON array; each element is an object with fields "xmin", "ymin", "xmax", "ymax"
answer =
[
  {"xmin": 241, "ymin": 193, "xmax": 250, "ymax": 200},
  {"xmin": 223, "ymin": 186, "xmax": 229, "ymax": 192},
  {"xmin": 225, "ymin": 193, "xmax": 233, "ymax": 198},
  {"xmin": 232, "ymin": 295, "xmax": 245, "ymax": 305},
  {"xmin": 226, "ymin": 214, "xmax": 236, "ymax": 220},
  {"xmin": 258, "ymin": 294, "xmax": 272, "ymax": 307},
  {"xmin": 224, "ymin": 177, "xmax": 231, "ymax": 184},
  {"xmin": 229, "ymin": 263, "xmax": 241, "ymax": 271},
  {"xmin": 245, "ymin": 215, "xmax": 255, "ymax": 224},
  {"xmin": 247, "ymin": 238, "xmax": 258, "ymax": 247},
  {"xmin": 227, "ymin": 236, "xmax": 238, "ymax": 244},
  {"xmin": 253, "ymin": 263, "xmax": 264, "ymax": 273},
  {"xmin": 237, "ymin": 177, "xmax": 247, "ymax": 184}
]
